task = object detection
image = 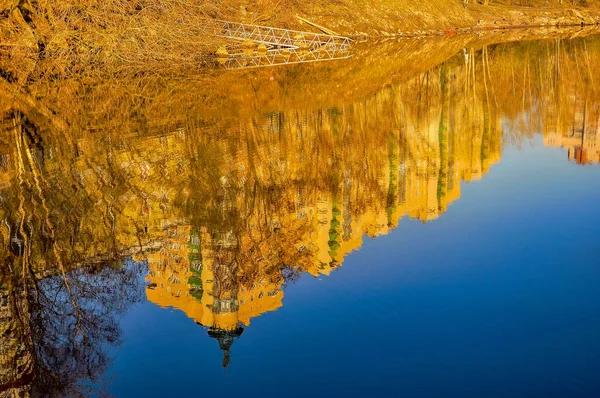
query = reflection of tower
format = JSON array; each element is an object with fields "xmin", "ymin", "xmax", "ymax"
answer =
[
  {"xmin": 204, "ymin": 230, "xmax": 244, "ymax": 368},
  {"xmin": 207, "ymin": 326, "xmax": 244, "ymax": 368},
  {"xmin": 146, "ymin": 226, "xmax": 284, "ymax": 367}
]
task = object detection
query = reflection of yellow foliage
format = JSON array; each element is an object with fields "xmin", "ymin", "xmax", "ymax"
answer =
[{"xmin": 1, "ymin": 33, "xmax": 599, "ymax": 332}]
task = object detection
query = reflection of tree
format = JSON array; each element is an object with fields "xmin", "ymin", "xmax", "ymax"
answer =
[
  {"xmin": 32, "ymin": 262, "xmax": 145, "ymax": 396},
  {"xmin": 2, "ymin": 34, "xmax": 598, "ymax": 271},
  {"xmin": 0, "ymin": 111, "xmax": 146, "ymax": 396},
  {"xmin": 0, "ymin": 257, "xmax": 145, "ymax": 397}
]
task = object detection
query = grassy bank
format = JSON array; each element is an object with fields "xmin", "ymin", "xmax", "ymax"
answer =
[
  {"xmin": 1, "ymin": 0, "xmax": 600, "ymax": 82},
  {"xmin": 295, "ymin": 0, "xmax": 600, "ymax": 37}
]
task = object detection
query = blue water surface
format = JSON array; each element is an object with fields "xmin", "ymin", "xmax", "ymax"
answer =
[{"xmin": 106, "ymin": 138, "xmax": 600, "ymax": 397}]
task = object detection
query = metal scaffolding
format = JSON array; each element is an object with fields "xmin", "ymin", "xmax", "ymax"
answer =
[{"xmin": 210, "ymin": 20, "xmax": 352, "ymax": 51}]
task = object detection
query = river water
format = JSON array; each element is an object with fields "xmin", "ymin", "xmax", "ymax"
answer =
[{"xmin": 1, "ymin": 29, "xmax": 600, "ymax": 397}]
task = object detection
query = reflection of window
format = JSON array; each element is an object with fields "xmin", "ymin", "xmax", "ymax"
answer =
[{"xmin": 189, "ymin": 234, "xmax": 200, "ymax": 246}]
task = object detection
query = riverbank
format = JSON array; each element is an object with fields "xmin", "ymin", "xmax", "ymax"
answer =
[
  {"xmin": 1, "ymin": 0, "xmax": 600, "ymax": 82},
  {"xmin": 293, "ymin": 1, "xmax": 600, "ymax": 38}
]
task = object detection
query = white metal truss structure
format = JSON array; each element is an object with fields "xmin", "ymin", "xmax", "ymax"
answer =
[
  {"xmin": 210, "ymin": 20, "xmax": 352, "ymax": 51},
  {"xmin": 215, "ymin": 47, "xmax": 352, "ymax": 70}
]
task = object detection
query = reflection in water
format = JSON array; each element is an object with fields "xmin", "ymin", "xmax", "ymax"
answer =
[
  {"xmin": 215, "ymin": 46, "xmax": 353, "ymax": 70},
  {"xmin": 0, "ymin": 31, "xmax": 600, "ymax": 395},
  {"xmin": 0, "ymin": 260, "xmax": 145, "ymax": 397},
  {"xmin": 545, "ymin": 103, "xmax": 600, "ymax": 164}
]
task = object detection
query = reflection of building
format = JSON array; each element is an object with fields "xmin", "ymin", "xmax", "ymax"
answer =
[
  {"xmin": 145, "ymin": 226, "xmax": 283, "ymax": 366},
  {"xmin": 544, "ymin": 99, "xmax": 600, "ymax": 164},
  {"xmin": 146, "ymin": 227, "xmax": 284, "ymax": 330},
  {"xmin": 545, "ymin": 131, "xmax": 600, "ymax": 164},
  {"xmin": 545, "ymin": 124, "xmax": 600, "ymax": 165}
]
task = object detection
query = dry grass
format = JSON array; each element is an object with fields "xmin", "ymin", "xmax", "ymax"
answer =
[
  {"xmin": 0, "ymin": 0, "xmax": 317, "ymax": 82},
  {"xmin": 1, "ymin": 0, "xmax": 600, "ymax": 84},
  {"xmin": 0, "ymin": 1, "xmax": 251, "ymax": 81}
]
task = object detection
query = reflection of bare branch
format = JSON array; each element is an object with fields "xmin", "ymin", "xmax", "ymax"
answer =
[
  {"xmin": 13, "ymin": 116, "xmax": 87, "ymax": 341},
  {"xmin": 0, "ymin": 256, "xmax": 146, "ymax": 396}
]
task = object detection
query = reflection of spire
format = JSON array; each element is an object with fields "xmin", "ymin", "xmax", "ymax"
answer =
[{"xmin": 207, "ymin": 327, "xmax": 244, "ymax": 368}]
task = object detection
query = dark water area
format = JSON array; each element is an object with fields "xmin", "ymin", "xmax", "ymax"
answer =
[{"xmin": 1, "ymin": 30, "xmax": 600, "ymax": 397}]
